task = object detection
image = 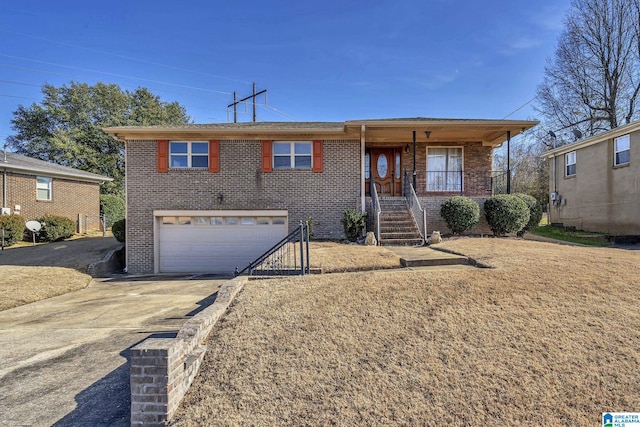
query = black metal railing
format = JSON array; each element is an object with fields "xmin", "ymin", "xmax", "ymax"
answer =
[
  {"xmin": 403, "ymin": 170, "xmax": 426, "ymax": 242},
  {"xmin": 406, "ymin": 169, "xmax": 509, "ymax": 196},
  {"xmin": 235, "ymin": 221, "xmax": 310, "ymax": 276}
]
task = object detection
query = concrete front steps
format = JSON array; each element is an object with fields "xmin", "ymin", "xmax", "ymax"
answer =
[
  {"xmin": 378, "ymin": 197, "xmax": 424, "ymax": 246},
  {"xmin": 385, "ymin": 245, "xmax": 469, "ymax": 267}
]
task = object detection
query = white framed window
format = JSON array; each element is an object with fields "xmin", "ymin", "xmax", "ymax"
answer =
[
  {"xmin": 169, "ymin": 141, "xmax": 209, "ymax": 168},
  {"xmin": 36, "ymin": 176, "xmax": 52, "ymax": 200},
  {"xmin": 565, "ymin": 151, "xmax": 576, "ymax": 176},
  {"xmin": 273, "ymin": 141, "xmax": 312, "ymax": 169},
  {"xmin": 427, "ymin": 147, "xmax": 463, "ymax": 192},
  {"xmin": 614, "ymin": 135, "xmax": 630, "ymax": 166}
]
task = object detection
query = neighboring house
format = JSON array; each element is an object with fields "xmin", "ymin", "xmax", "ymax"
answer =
[
  {"xmin": 543, "ymin": 120, "xmax": 640, "ymax": 235},
  {"xmin": 0, "ymin": 151, "xmax": 113, "ymax": 232},
  {"xmin": 105, "ymin": 117, "xmax": 537, "ymax": 274}
]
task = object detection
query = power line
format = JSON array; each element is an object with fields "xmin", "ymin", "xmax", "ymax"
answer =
[
  {"xmin": 0, "ymin": 28, "xmax": 254, "ymax": 86},
  {"xmin": 0, "ymin": 54, "xmax": 233, "ymax": 96},
  {"xmin": 502, "ymin": 96, "xmax": 536, "ymax": 119}
]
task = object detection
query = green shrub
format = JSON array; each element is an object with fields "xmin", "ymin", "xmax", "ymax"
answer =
[
  {"xmin": 484, "ymin": 195, "xmax": 530, "ymax": 236},
  {"xmin": 0, "ymin": 214, "xmax": 26, "ymax": 247},
  {"xmin": 112, "ymin": 218, "xmax": 126, "ymax": 243},
  {"xmin": 440, "ymin": 196, "xmax": 480, "ymax": 235},
  {"xmin": 100, "ymin": 194, "xmax": 126, "ymax": 228},
  {"xmin": 514, "ymin": 193, "xmax": 543, "ymax": 237},
  {"xmin": 342, "ymin": 209, "xmax": 367, "ymax": 242},
  {"xmin": 36, "ymin": 214, "xmax": 76, "ymax": 242}
]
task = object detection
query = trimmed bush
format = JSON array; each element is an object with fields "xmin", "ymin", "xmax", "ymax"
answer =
[
  {"xmin": 484, "ymin": 195, "xmax": 530, "ymax": 236},
  {"xmin": 36, "ymin": 214, "xmax": 76, "ymax": 242},
  {"xmin": 514, "ymin": 193, "xmax": 543, "ymax": 237},
  {"xmin": 440, "ymin": 196, "xmax": 480, "ymax": 235},
  {"xmin": 342, "ymin": 209, "xmax": 367, "ymax": 242},
  {"xmin": 0, "ymin": 214, "xmax": 26, "ymax": 247},
  {"xmin": 100, "ymin": 194, "xmax": 126, "ymax": 228},
  {"xmin": 112, "ymin": 218, "xmax": 126, "ymax": 243}
]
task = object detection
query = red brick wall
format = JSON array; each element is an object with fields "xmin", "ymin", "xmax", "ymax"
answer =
[
  {"xmin": 125, "ymin": 139, "xmax": 361, "ymax": 274},
  {"xmin": 1, "ymin": 171, "xmax": 102, "ymax": 231},
  {"xmin": 398, "ymin": 142, "xmax": 494, "ymax": 197}
]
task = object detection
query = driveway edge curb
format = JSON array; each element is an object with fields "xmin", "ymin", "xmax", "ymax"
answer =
[{"xmin": 129, "ymin": 276, "xmax": 247, "ymax": 426}]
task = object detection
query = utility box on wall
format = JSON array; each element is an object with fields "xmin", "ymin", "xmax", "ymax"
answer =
[{"xmin": 1, "ymin": 207, "xmax": 10, "ymax": 215}]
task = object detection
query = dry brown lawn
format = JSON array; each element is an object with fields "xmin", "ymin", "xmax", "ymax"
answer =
[
  {"xmin": 172, "ymin": 238, "xmax": 640, "ymax": 426},
  {"xmin": 309, "ymin": 241, "xmax": 401, "ymax": 272},
  {"xmin": 0, "ymin": 266, "xmax": 90, "ymax": 311}
]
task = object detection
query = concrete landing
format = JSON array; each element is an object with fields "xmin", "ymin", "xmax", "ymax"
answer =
[{"xmin": 385, "ymin": 245, "xmax": 469, "ymax": 267}]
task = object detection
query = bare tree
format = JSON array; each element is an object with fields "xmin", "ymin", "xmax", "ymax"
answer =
[{"xmin": 536, "ymin": 0, "xmax": 640, "ymax": 139}]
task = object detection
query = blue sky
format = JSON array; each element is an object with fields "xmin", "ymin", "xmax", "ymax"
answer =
[{"xmin": 0, "ymin": 0, "xmax": 570, "ymax": 144}]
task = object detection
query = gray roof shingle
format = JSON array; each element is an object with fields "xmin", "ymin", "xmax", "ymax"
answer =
[{"xmin": 1, "ymin": 152, "xmax": 113, "ymax": 183}]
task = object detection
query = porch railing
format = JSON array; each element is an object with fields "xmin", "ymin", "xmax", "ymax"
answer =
[
  {"xmin": 370, "ymin": 180, "xmax": 382, "ymax": 245},
  {"xmin": 408, "ymin": 170, "xmax": 509, "ymax": 196},
  {"xmin": 403, "ymin": 171, "xmax": 427, "ymax": 242},
  {"xmin": 236, "ymin": 221, "xmax": 310, "ymax": 276}
]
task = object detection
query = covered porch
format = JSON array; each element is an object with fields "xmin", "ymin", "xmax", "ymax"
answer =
[
  {"xmin": 348, "ymin": 118, "xmax": 538, "ymax": 203},
  {"xmin": 350, "ymin": 118, "xmax": 538, "ymax": 243}
]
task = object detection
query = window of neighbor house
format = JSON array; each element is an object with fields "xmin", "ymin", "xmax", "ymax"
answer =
[
  {"xmin": 614, "ymin": 135, "xmax": 630, "ymax": 166},
  {"xmin": 36, "ymin": 176, "xmax": 52, "ymax": 200},
  {"xmin": 169, "ymin": 141, "xmax": 209, "ymax": 168},
  {"xmin": 273, "ymin": 141, "xmax": 312, "ymax": 169},
  {"xmin": 427, "ymin": 148, "xmax": 463, "ymax": 191},
  {"xmin": 565, "ymin": 151, "xmax": 576, "ymax": 176}
]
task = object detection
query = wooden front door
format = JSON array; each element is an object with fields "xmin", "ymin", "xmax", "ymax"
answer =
[{"xmin": 367, "ymin": 148, "xmax": 402, "ymax": 196}]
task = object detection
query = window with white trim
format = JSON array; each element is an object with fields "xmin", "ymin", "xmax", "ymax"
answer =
[
  {"xmin": 565, "ymin": 151, "xmax": 576, "ymax": 176},
  {"xmin": 36, "ymin": 176, "xmax": 52, "ymax": 200},
  {"xmin": 614, "ymin": 135, "xmax": 630, "ymax": 166},
  {"xmin": 427, "ymin": 148, "xmax": 463, "ymax": 191},
  {"xmin": 273, "ymin": 141, "xmax": 312, "ymax": 169},
  {"xmin": 169, "ymin": 141, "xmax": 209, "ymax": 168}
]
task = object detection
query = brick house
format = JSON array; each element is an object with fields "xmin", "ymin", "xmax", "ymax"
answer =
[
  {"xmin": 543, "ymin": 119, "xmax": 640, "ymax": 235},
  {"xmin": 1, "ymin": 151, "xmax": 113, "ymax": 231},
  {"xmin": 105, "ymin": 118, "xmax": 537, "ymax": 274}
]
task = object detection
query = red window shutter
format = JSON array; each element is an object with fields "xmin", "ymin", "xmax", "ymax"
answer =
[
  {"xmin": 313, "ymin": 140, "xmax": 323, "ymax": 173},
  {"xmin": 262, "ymin": 140, "xmax": 273, "ymax": 172},
  {"xmin": 157, "ymin": 140, "xmax": 169, "ymax": 173},
  {"xmin": 209, "ymin": 140, "xmax": 220, "ymax": 173}
]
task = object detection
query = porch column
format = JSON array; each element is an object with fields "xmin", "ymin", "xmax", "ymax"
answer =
[
  {"xmin": 412, "ymin": 131, "xmax": 417, "ymax": 189},
  {"xmin": 360, "ymin": 124, "xmax": 366, "ymax": 212}
]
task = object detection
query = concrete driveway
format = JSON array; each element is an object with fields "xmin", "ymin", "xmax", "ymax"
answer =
[{"xmin": 0, "ymin": 275, "xmax": 226, "ymax": 426}]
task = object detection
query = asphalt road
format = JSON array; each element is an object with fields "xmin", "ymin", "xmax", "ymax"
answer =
[{"xmin": 0, "ymin": 275, "xmax": 224, "ymax": 426}]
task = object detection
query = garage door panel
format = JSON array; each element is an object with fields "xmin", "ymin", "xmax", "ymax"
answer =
[{"xmin": 157, "ymin": 213, "xmax": 287, "ymax": 273}]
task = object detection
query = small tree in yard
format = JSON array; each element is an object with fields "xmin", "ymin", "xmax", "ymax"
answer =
[
  {"xmin": 342, "ymin": 209, "xmax": 367, "ymax": 242},
  {"xmin": 440, "ymin": 196, "xmax": 480, "ymax": 235},
  {"xmin": 484, "ymin": 195, "xmax": 530, "ymax": 237},
  {"xmin": 514, "ymin": 193, "xmax": 543, "ymax": 237}
]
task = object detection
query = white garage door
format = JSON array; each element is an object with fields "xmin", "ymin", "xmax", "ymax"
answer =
[{"xmin": 156, "ymin": 210, "xmax": 288, "ymax": 274}]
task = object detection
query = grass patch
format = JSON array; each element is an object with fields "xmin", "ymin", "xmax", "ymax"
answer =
[
  {"xmin": 530, "ymin": 225, "xmax": 610, "ymax": 246},
  {"xmin": 308, "ymin": 241, "xmax": 401, "ymax": 272},
  {"xmin": 172, "ymin": 239, "xmax": 640, "ymax": 426}
]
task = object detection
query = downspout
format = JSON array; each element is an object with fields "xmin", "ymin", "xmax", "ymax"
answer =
[
  {"xmin": 2, "ymin": 168, "xmax": 6, "ymax": 208},
  {"xmin": 2, "ymin": 144, "xmax": 7, "ymax": 208},
  {"xmin": 506, "ymin": 130, "xmax": 511, "ymax": 194},
  {"xmin": 360, "ymin": 124, "xmax": 366, "ymax": 213}
]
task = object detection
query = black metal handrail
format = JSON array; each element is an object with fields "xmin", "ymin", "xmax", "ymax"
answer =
[{"xmin": 235, "ymin": 221, "xmax": 310, "ymax": 276}]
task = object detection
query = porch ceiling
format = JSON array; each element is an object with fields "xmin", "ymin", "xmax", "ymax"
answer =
[{"xmin": 347, "ymin": 119, "xmax": 539, "ymax": 147}]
